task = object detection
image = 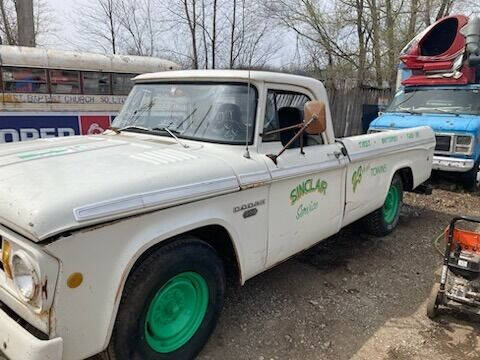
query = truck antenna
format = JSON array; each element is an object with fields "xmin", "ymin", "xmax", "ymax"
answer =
[{"xmin": 244, "ymin": 68, "xmax": 252, "ymax": 159}]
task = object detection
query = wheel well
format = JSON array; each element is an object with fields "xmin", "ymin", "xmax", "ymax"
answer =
[
  {"xmin": 129, "ymin": 225, "xmax": 241, "ymax": 287},
  {"xmin": 189, "ymin": 225, "xmax": 241, "ymax": 286},
  {"xmin": 397, "ymin": 167, "xmax": 413, "ymax": 191}
]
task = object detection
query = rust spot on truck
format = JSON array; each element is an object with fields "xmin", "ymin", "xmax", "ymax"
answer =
[
  {"xmin": 41, "ymin": 277, "xmax": 48, "ymax": 300},
  {"xmin": 240, "ymin": 181, "xmax": 269, "ymax": 190}
]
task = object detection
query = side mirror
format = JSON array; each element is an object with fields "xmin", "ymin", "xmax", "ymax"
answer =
[
  {"xmin": 265, "ymin": 100, "xmax": 327, "ymax": 165},
  {"xmin": 304, "ymin": 100, "xmax": 326, "ymax": 134}
]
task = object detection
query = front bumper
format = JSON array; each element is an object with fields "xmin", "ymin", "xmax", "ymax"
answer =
[
  {"xmin": 432, "ymin": 155, "xmax": 474, "ymax": 172},
  {"xmin": 0, "ymin": 307, "xmax": 62, "ymax": 360}
]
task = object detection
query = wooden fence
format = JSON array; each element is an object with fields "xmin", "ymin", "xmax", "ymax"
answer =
[{"xmin": 325, "ymin": 85, "xmax": 393, "ymax": 137}]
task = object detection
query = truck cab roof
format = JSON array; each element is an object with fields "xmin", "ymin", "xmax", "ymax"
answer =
[{"xmin": 134, "ymin": 70, "xmax": 325, "ymax": 92}]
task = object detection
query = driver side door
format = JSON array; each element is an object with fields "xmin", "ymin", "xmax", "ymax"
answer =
[{"xmin": 259, "ymin": 85, "xmax": 346, "ymax": 267}]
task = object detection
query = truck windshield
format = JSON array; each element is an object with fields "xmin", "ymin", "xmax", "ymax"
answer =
[
  {"xmin": 386, "ymin": 88, "xmax": 480, "ymax": 115},
  {"xmin": 112, "ymin": 82, "xmax": 257, "ymax": 144}
]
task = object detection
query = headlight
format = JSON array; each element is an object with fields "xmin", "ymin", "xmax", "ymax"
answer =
[
  {"xmin": 12, "ymin": 252, "xmax": 39, "ymax": 302},
  {"xmin": 454, "ymin": 135, "xmax": 473, "ymax": 154}
]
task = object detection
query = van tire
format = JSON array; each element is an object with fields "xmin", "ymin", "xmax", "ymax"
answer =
[
  {"xmin": 362, "ymin": 173, "xmax": 403, "ymax": 237},
  {"xmin": 462, "ymin": 161, "xmax": 479, "ymax": 192},
  {"xmin": 106, "ymin": 237, "xmax": 225, "ymax": 360}
]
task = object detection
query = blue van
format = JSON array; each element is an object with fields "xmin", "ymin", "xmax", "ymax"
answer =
[{"xmin": 369, "ymin": 84, "xmax": 480, "ymax": 190}]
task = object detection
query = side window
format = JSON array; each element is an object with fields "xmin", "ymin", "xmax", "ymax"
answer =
[
  {"xmin": 2, "ymin": 67, "xmax": 47, "ymax": 93},
  {"xmin": 49, "ymin": 69, "xmax": 81, "ymax": 94},
  {"xmin": 263, "ymin": 90, "xmax": 323, "ymax": 145},
  {"xmin": 82, "ymin": 72, "xmax": 111, "ymax": 95},
  {"xmin": 263, "ymin": 91, "xmax": 279, "ymax": 141},
  {"xmin": 112, "ymin": 73, "xmax": 137, "ymax": 95}
]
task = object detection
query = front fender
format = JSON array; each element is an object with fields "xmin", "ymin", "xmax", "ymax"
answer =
[{"xmin": 43, "ymin": 187, "xmax": 269, "ymax": 359}]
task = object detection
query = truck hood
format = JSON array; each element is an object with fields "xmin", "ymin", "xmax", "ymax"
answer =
[
  {"xmin": 370, "ymin": 112, "xmax": 480, "ymax": 133},
  {"xmin": 0, "ymin": 135, "xmax": 240, "ymax": 241}
]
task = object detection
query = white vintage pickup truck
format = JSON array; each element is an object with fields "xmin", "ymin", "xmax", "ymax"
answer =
[{"xmin": 0, "ymin": 70, "xmax": 435, "ymax": 360}]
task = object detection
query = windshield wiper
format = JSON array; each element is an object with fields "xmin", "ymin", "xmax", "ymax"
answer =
[
  {"xmin": 119, "ymin": 125, "xmax": 152, "ymax": 132},
  {"xmin": 420, "ymin": 107, "xmax": 460, "ymax": 116},
  {"xmin": 152, "ymin": 126, "xmax": 189, "ymax": 148},
  {"xmin": 393, "ymin": 107, "xmax": 423, "ymax": 115}
]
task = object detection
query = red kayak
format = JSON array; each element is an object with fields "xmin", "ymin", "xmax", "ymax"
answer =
[{"xmin": 400, "ymin": 15, "xmax": 476, "ymax": 85}]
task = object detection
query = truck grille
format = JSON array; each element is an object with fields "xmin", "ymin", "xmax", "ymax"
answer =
[{"xmin": 435, "ymin": 135, "xmax": 452, "ymax": 152}]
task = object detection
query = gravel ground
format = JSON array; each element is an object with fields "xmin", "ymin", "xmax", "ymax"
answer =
[{"xmin": 198, "ymin": 177, "xmax": 480, "ymax": 360}]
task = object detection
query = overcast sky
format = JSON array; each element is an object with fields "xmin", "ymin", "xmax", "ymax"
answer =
[
  {"xmin": 44, "ymin": 0, "xmax": 295, "ymax": 67},
  {"xmin": 47, "ymin": 0, "xmax": 81, "ymax": 51}
]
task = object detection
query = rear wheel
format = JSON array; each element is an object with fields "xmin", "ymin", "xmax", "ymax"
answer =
[
  {"xmin": 106, "ymin": 237, "xmax": 225, "ymax": 360},
  {"xmin": 363, "ymin": 173, "xmax": 403, "ymax": 236}
]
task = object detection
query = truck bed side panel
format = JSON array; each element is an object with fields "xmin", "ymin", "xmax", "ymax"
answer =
[{"xmin": 340, "ymin": 126, "xmax": 435, "ymax": 227}]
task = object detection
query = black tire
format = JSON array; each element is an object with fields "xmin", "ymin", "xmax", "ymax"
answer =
[
  {"xmin": 462, "ymin": 161, "xmax": 479, "ymax": 192},
  {"xmin": 106, "ymin": 237, "xmax": 225, "ymax": 360},
  {"xmin": 427, "ymin": 283, "xmax": 441, "ymax": 319},
  {"xmin": 362, "ymin": 173, "xmax": 403, "ymax": 237}
]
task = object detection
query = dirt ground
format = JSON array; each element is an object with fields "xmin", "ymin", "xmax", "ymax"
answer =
[{"xmin": 198, "ymin": 176, "xmax": 480, "ymax": 360}]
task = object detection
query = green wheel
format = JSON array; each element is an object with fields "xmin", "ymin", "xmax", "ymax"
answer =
[
  {"xmin": 363, "ymin": 173, "xmax": 403, "ymax": 236},
  {"xmin": 107, "ymin": 237, "xmax": 225, "ymax": 360},
  {"xmin": 144, "ymin": 272, "xmax": 209, "ymax": 353},
  {"xmin": 383, "ymin": 183, "xmax": 401, "ymax": 224}
]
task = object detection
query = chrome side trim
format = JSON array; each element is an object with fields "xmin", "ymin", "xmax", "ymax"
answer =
[
  {"xmin": 271, "ymin": 158, "xmax": 345, "ymax": 180},
  {"xmin": 238, "ymin": 171, "xmax": 271, "ymax": 185},
  {"xmin": 73, "ymin": 176, "xmax": 239, "ymax": 222},
  {"xmin": 349, "ymin": 138, "xmax": 434, "ymax": 162}
]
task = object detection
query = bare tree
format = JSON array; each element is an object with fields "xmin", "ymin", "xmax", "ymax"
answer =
[
  {"xmin": 211, "ymin": 0, "xmax": 217, "ymax": 68},
  {"xmin": 355, "ymin": 0, "xmax": 366, "ymax": 86},
  {"xmin": 407, "ymin": 0, "xmax": 418, "ymax": 40},
  {"xmin": 435, "ymin": 0, "xmax": 454, "ymax": 21},
  {"xmin": 16, "ymin": 0, "xmax": 35, "ymax": 46},
  {"xmin": 116, "ymin": 0, "xmax": 159, "ymax": 56},
  {"xmin": 200, "ymin": 0, "xmax": 209, "ymax": 68},
  {"xmin": 73, "ymin": 0, "xmax": 119, "ymax": 54},
  {"xmin": 183, "ymin": 0, "xmax": 199, "ymax": 68},
  {"xmin": 367, "ymin": 0, "xmax": 383, "ymax": 86},
  {"xmin": 0, "ymin": 0, "xmax": 55, "ymax": 46},
  {"xmin": 229, "ymin": 0, "xmax": 237, "ymax": 68},
  {"xmin": 0, "ymin": 0, "xmax": 15, "ymax": 44}
]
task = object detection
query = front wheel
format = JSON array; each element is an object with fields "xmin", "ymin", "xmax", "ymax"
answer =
[
  {"xmin": 106, "ymin": 237, "xmax": 225, "ymax": 360},
  {"xmin": 362, "ymin": 173, "xmax": 403, "ymax": 236}
]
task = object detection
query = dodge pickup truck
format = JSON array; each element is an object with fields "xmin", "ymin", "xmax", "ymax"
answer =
[{"xmin": 0, "ymin": 70, "xmax": 435, "ymax": 360}]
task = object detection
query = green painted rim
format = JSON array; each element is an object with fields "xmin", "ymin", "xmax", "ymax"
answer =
[
  {"xmin": 144, "ymin": 272, "xmax": 209, "ymax": 353},
  {"xmin": 383, "ymin": 184, "xmax": 400, "ymax": 224}
]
